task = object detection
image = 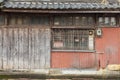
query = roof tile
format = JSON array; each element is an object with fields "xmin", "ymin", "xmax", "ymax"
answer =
[{"xmin": 3, "ymin": 1, "xmax": 120, "ymax": 9}]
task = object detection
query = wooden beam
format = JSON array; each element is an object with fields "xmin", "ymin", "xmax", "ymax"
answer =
[
  {"xmin": 2, "ymin": 9, "xmax": 120, "ymax": 13},
  {"xmin": 0, "ymin": 71, "xmax": 120, "ymax": 79}
]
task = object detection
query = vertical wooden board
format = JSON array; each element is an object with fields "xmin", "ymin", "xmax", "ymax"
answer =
[
  {"xmin": 28, "ymin": 28, "xmax": 32, "ymax": 69},
  {"xmin": 23, "ymin": 28, "xmax": 29, "ymax": 69},
  {"xmin": 34, "ymin": 28, "xmax": 40, "ymax": 69},
  {"xmin": 18, "ymin": 28, "xmax": 24, "ymax": 69},
  {"xmin": 32, "ymin": 28, "xmax": 36, "ymax": 69},
  {"xmin": 37, "ymin": 29, "xmax": 42, "ymax": 68},
  {"xmin": 7, "ymin": 28, "xmax": 13, "ymax": 69},
  {"xmin": 37, "ymin": 29, "xmax": 42, "ymax": 69},
  {"xmin": 0, "ymin": 28, "xmax": 3, "ymax": 69},
  {"xmin": 13, "ymin": 28, "xmax": 19, "ymax": 69},
  {"xmin": 44, "ymin": 29, "xmax": 50, "ymax": 68},
  {"xmin": 30, "ymin": 28, "xmax": 35, "ymax": 69},
  {"xmin": 39, "ymin": 29, "xmax": 46, "ymax": 68},
  {"xmin": 2, "ymin": 28, "xmax": 8, "ymax": 69}
]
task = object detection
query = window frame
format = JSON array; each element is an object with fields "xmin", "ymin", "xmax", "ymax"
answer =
[
  {"xmin": 52, "ymin": 29, "xmax": 95, "ymax": 52},
  {"xmin": 97, "ymin": 14, "xmax": 117, "ymax": 27},
  {"xmin": 7, "ymin": 14, "xmax": 50, "ymax": 27},
  {"xmin": 52, "ymin": 14, "xmax": 95, "ymax": 29}
]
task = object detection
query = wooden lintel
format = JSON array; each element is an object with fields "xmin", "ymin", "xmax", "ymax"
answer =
[{"xmin": 1, "ymin": 9, "xmax": 120, "ymax": 13}]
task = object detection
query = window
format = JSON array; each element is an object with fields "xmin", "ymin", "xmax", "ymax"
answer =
[
  {"xmin": 52, "ymin": 29, "xmax": 94, "ymax": 50},
  {"xmin": 8, "ymin": 16, "xmax": 23, "ymax": 25},
  {"xmin": 8, "ymin": 15, "xmax": 50, "ymax": 26},
  {"xmin": 98, "ymin": 17, "xmax": 116, "ymax": 27},
  {"xmin": 30, "ymin": 16, "xmax": 50, "ymax": 26},
  {"xmin": 54, "ymin": 16, "xmax": 73, "ymax": 26},
  {"xmin": 0, "ymin": 15, "xmax": 5, "ymax": 25},
  {"xmin": 54, "ymin": 16, "xmax": 94, "ymax": 27}
]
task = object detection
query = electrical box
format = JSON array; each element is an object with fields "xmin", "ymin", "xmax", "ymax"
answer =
[{"xmin": 96, "ymin": 28, "xmax": 102, "ymax": 37}]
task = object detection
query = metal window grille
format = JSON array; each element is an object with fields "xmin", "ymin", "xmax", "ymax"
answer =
[{"xmin": 52, "ymin": 29, "xmax": 92, "ymax": 50}]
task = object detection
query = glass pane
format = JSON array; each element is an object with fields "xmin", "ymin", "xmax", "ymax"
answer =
[
  {"xmin": 88, "ymin": 17, "xmax": 94, "ymax": 25},
  {"xmin": 81, "ymin": 17, "xmax": 87, "ymax": 26},
  {"xmin": 75, "ymin": 16, "xmax": 81, "ymax": 26},
  {"xmin": 54, "ymin": 16, "xmax": 73, "ymax": 26},
  {"xmin": 98, "ymin": 17, "xmax": 104, "ymax": 26},
  {"xmin": 67, "ymin": 17, "xmax": 73, "ymax": 26},
  {"xmin": 111, "ymin": 17, "xmax": 116, "ymax": 26},
  {"xmin": 30, "ymin": 16, "xmax": 49, "ymax": 25},
  {"xmin": 42, "ymin": 16, "xmax": 50, "ymax": 26},
  {"xmin": 17, "ymin": 17, "xmax": 23, "ymax": 25},
  {"xmin": 9, "ymin": 16, "xmax": 16, "ymax": 25},
  {"xmin": 54, "ymin": 17, "xmax": 60, "ymax": 26},
  {"xmin": 23, "ymin": 16, "xmax": 30, "ymax": 25},
  {"xmin": 104, "ymin": 17, "xmax": 109, "ymax": 25}
]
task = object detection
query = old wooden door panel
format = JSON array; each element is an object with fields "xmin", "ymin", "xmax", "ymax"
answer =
[{"xmin": 0, "ymin": 28, "xmax": 50, "ymax": 70}]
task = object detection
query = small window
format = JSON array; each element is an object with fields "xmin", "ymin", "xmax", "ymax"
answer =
[
  {"xmin": 0, "ymin": 15, "xmax": 5, "ymax": 25},
  {"xmin": 98, "ymin": 17, "xmax": 104, "ymax": 26},
  {"xmin": 88, "ymin": 17, "xmax": 94, "ymax": 25},
  {"xmin": 98, "ymin": 16, "xmax": 116, "ymax": 27},
  {"xmin": 111, "ymin": 17, "xmax": 116, "ymax": 26},
  {"xmin": 74, "ymin": 17, "xmax": 81, "ymax": 26},
  {"xmin": 8, "ymin": 15, "xmax": 50, "ymax": 26},
  {"xmin": 52, "ymin": 29, "xmax": 94, "ymax": 50},
  {"xmin": 54, "ymin": 16, "xmax": 73, "ymax": 26},
  {"xmin": 81, "ymin": 17, "xmax": 87, "ymax": 26},
  {"xmin": 54, "ymin": 16, "xmax": 94, "ymax": 27},
  {"xmin": 30, "ymin": 16, "xmax": 50, "ymax": 26},
  {"xmin": 8, "ymin": 16, "xmax": 23, "ymax": 25}
]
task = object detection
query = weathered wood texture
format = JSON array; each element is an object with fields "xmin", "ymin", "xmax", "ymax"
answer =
[{"xmin": 0, "ymin": 28, "xmax": 50, "ymax": 70}]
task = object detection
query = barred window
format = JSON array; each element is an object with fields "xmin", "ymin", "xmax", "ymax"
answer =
[
  {"xmin": 52, "ymin": 29, "xmax": 94, "ymax": 50},
  {"xmin": 98, "ymin": 17, "xmax": 116, "ymax": 27}
]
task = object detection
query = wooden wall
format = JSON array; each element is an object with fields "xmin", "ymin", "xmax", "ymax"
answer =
[{"xmin": 0, "ymin": 28, "xmax": 50, "ymax": 70}]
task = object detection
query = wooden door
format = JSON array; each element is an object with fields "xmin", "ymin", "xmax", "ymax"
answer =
[{"xmin": 0, "ymin": 28, "xmax": 50, "ymax": 70}]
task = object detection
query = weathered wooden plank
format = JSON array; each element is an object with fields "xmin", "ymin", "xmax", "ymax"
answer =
[
  {"xmin": 18, "ymin": 28, "xmax": 24, "ymax": 69},
  {"xmin": 38, "ymin": 28, "xmax": 42, "ymax": 69},
  {"xmin": 23, "ymin": 28, "xmax": 29, "ymax": 69},
  {"xmin": 45, "ymin": 29, "xmax": 51, "ymax": 68},
  {"xmin": 31, "ymin": 28, "xmax": 35, "ymax": 69},
  {"xmin": 13, "ymin": 28, "xmax": 19, "ymax": 69},
  {"xmin": 34, "ymin": 28, "xmax": 39, "ymax": 69},
  {"xmin": 0, "ymin": 28, "xmax": 3, "ymax": 69},
  {"xmin": 28, "ymin": 28, "xmax": 32, "ymax": 70},
  {"xmin": 39, "ymin": 29, "xmax": 46, "ymax": 68},
  {"xmin": 2, "ymin": 28, "xmax": 8, "ymax": 69},
  {"xmin": 7, "ymin": 28, "xmax": 13, "ymax": 69}
]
